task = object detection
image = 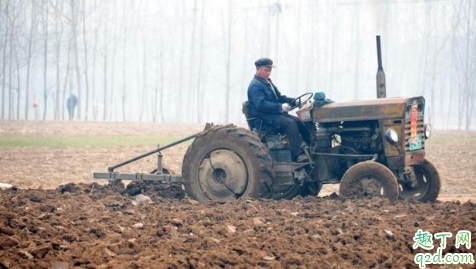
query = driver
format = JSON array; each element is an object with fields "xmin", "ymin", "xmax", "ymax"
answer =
[{"xmin": 247, "ymin": 58, "xmax": 310, "ymax": 162}]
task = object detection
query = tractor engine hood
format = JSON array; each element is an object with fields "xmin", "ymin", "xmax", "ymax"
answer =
[{"xmin": 308, "ymin": 96, "xmax": 425, "ymax": 123}]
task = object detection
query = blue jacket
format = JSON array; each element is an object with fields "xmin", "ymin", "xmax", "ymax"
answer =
[{"xmin": 247, "ymin": 75, "xmax": 294, "ymax": 132}]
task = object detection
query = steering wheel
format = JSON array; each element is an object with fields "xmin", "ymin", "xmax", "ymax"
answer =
[{"xmin": 289, "ymin": 92, "xmax": 313, "ymax": 110}]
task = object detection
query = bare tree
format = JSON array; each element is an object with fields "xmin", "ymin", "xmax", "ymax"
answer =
[
  {"xmin": 53, "ymin": 0, "xmax": 64, "ymax": 120},
  {"xmin": 158, "ymin": 37, "xmax": 165, "ymax": 123},
  {"xmin": 186, "ymin": 0, "xmax": 198, "ymax": 119},
  {"xmin": 464, "ymin": 0, "xmax": 474, "ymax": 130},
  {"xmin": 224, "ymin": 0, "xmax": 233, "ymax": 122},
  {"xmin": 139, "ymin": 26, "xmax": 148, "ymax": 122},
  {"xmin": 13, "ymin": 36, "xmax": 21, "ymax": 120},
  {"xmin": 121, "ymin": 0, "xmax": 129, "ymax": 122},
  {"xmin": 108, "ymin": 1, "xmax": 118, "ymax": 122},
  {"xmin": 152, "ymin": 0, "xmax": 162, "ymax": 123},
  {"xmin": 353, "ymin": 2, "xmax": 361, "ymax": 99},
  {"xmin": 102, "ymin": 20, "xmax": 108, "ymax": 122},
  {"xmin": 418, "ymin": 1, "xmax": 433, "ymax": 100},
  {"xmin": 446, "ymin": 0, "xmax": 464, "ymax": 128},
  {"xmin": 24, "ymin": 1, "xmax": 37, "ymax": 120},
  {"xmin": 91, "ymin": 0, "xmax": 99, "ymax": 121},
  {"xmin": 62, "ymin": 35, "xmax": 73, "ymax": 120},
  {"xmin": 8, "ymin": 1, "xmax": 15, "ymax": 120},
  {"xmin": 1, "ymin": 0, "xmax": 10, "ymax": 120},
  {"xmin": 328, "ymin": 2, "xmax": 336, "ymax": 94},
  {"xmin": 82, "ymin": 0, "xmax": 90, "ymax": 121},
  {"xmin": 175, "ymin": 0, "xmax": 186, "ymax": 123},
  {"xmin": 293, "ymin": 2, "xmax": 302, "ymax": 95},
  {"xmin": 196, "ymin": 0, "xmax": 206, "ymax": 123},
  {"xmin": 42, "ymin": 0, "xmax": 49, "ymax": 121},
  {"xmin": 70, "ymin": 0, "xmax": 82, "ymax": 120}
]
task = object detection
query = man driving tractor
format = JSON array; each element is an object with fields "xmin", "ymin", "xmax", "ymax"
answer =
[
  {"xmin": 96, "ymin": 40, "xmax": 441, "ymax": 203},
  {"xmin": 247, "ymin": 58, "xmax": 310, "ymax": 162}
]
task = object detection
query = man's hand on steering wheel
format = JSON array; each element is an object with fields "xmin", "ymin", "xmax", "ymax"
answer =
[{"xmin": 289, "ymin": 92, "xmax": 313, "ymax": 111}]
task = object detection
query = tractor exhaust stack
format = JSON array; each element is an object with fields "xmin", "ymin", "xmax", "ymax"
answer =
[{"xmin": 376, "ymin": 35, "xmax": 386, "ymax": 98}]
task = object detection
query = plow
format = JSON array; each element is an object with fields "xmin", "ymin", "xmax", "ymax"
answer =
[{"xmin": 93, "ymin": 126, "xmax": 212, "ymax": 185}]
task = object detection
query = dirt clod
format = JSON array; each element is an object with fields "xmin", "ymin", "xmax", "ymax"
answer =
[{"xmin": 0, "ymin": 184, "xmax": 475, "ymax": 268}]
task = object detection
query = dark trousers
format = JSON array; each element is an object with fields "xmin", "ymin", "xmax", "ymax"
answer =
[{"xmin": 277, "ymin": 114, "xmax": 310, "ymax": 160}]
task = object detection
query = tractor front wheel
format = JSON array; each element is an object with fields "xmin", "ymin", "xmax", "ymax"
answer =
[
  {"xmin": 398, "ymin": 159, "xmax": 440, "ymax": 202},
  {"xmin": 339, "ymin": 161, "xmax": 399, "ymax": 201}
]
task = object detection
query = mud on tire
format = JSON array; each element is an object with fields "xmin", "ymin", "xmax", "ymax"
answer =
[
  {"xmin": 339, "ymin": 161, "xmax": 399, "ymax": 201},
  {"xmin": 399, "ymin": 159, "xmax": 441, "ymax": 202},
  {"xmin": 182, "ymin": 126, "xmax": 274, "ymax": 201}
]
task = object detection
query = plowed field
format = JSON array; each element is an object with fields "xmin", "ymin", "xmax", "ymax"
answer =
[{"xmin": 0, "ymin": 121, "xmax": 475, "ymax": 268}]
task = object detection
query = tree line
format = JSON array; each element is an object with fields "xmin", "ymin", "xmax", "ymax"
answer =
[{"xmin": 0, "ymin": 0, "xmax": 474, "ymax": 129}]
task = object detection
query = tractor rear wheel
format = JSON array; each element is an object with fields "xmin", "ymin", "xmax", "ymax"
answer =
[
  {"xmin": 339, "ymin": 161, "xmax": 399, "ymax": 201},
  {"xmin": 182, "ymin": 126, "xmax": 274, "ymax": 201}
]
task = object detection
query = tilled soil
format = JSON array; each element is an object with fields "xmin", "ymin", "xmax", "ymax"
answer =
[
  {"xmin": 0, "ymin": 121, "xmax": 475, "ymax": 268},
  {"xmin": 1, "ymin": 182, "xmax": 475, "ymax": 269}
]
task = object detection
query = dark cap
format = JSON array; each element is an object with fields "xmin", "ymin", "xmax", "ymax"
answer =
[{"xmin": 255, "ymin": 58, "xmax": 275, "ymax": 68}]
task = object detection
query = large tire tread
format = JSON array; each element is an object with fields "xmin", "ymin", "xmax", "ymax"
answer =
[{"xmin": 182, "ymin": 125, "xmax": 275, "ymax": 201}]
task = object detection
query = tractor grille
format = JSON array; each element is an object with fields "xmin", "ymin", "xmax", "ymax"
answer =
[{"xmin": 404, "ymin": 99, "xmax": 425, "ymax": 151}]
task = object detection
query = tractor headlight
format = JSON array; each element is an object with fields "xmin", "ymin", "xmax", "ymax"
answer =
[
  {"xmin": 424, "ymin": 124, "xmax": 431, "ymax": 139},
  {"xmin": 385, "ymin": 128, "xmax": 399, "ymax": 144}
]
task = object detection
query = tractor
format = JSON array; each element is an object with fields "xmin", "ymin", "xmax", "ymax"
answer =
[
  {"xmin": 94, "ymin": 36, "xmax": 440, "ymax": 202},
  {"xmin": 179, "ymin": 94, "xmax": 439, "ymax": 202}
]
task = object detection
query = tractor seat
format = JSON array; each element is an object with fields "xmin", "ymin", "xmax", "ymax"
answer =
[
  {"xmin": 242, "ymin": 101, "xmax": 288, "ymax": 150},
  {"xmin": 242, "ymin": 101, "xmax": 279, "ymax": 136},
  {"xmin": 242, "ymin": 101, "xmax": 265, "ymax": 134}
]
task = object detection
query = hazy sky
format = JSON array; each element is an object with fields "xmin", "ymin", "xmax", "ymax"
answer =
[{"xmin": 0, "ymin": 0, "xmax": 474, "ymax": 129}]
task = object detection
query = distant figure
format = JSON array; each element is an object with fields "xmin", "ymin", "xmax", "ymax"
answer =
[
  {"xmin": 67, "ymin": 94, "xmax": 78, "ymax": 120},
  {"xmin": 33, "ymin": 95, "xmax": 39, "ymax": 120}
]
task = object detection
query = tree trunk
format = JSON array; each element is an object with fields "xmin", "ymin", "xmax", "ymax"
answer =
[
  {"xmin": 464, "ymin": 0, "xmax": 473, "ymax": 130},
  {"xmin": 1, "ymin": 1, "xmax": 9, "ymax": 120},
  {"xmin": 121, "ymin": 0, "xmax": 128, "ymax": 122},
  {"xmin": 14, "ymin": 38, "xmax": 20, "ymax": 120},
  {"xmin": 224, "ymin": 0, "xmax": 232, "ymax": 122},
  {"xmin": 102, "ymin": 48, "xmax": 108, "ymax": 122},
  {"xmin": 175, "ymin": 0, "xmax": 186, "ymax": 123},
  {"xmin": 24, "ymin": 1, "xmax": 36, "ymax": 120},
  {"xmin": 54, "ymin": 0, "xmax": 64, "ymax": 120},
  {"xmin": 152, "ymin": 5, "xmax": 159, "ymax": 124},
  {"xmin": 102, "ymin": 5, "xmax": 108, "ymax": 122},
  {"xmin": 329, "ymin": 3, "xmax": 335, "ymax": 94},
  {"xmin": 42, "ymin": 0, "xmax": 49, "ymax": 121},
  {"xmin": 139, "ymin": 27, "xmax": 147, "ymax": 122},
  {"xmin": 62, "ymin": 37, "xmax": 73, "ymax": 120},
  {"xmin": 419, "ymin": 2, "xmax": 432, "ymax": 99},
  {"xmin": 293, "ymin": 2, "xmax": 302, "ymax": 96},
  {"xmin": 8, "ymin": 2, "xmax": 14, "ymax": 120},
  {"xmin": 108, "ymin": 1, "xmax": 118, "ymax": 121},
  {"xmin": 82, "ymin": 0, "xmax": 90, "ymax": 121},
  {"xmin": 91, "ymin": 0, "xmax": 98, "ymax": 121},
  {"xmin": 353, "ymin": 3, "xmax": 360, "ymax": 100},
  {"xmin": 71, "ymin": 0, "xmax": 82, "ymax": 120},
  {"xmin": 447, "ymin": 0, "xmax": 464, "ymax": 128},
  {"xmin": 186, "ymin": 0, "xmax": 198, "ymax": 121},
  {"xmin": 196, "ymin": 0, "xmax": 206, "ymax": 123}
]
